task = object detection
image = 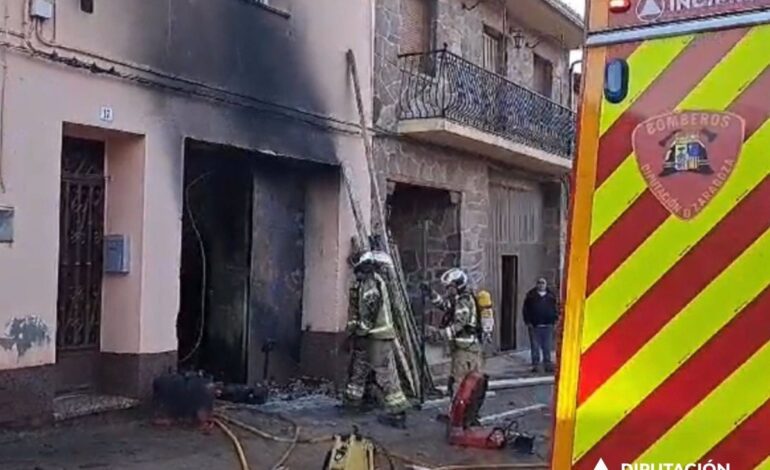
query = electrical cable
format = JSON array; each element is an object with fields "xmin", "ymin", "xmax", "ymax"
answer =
[
  {"xmin": 0, "ymin": 3, "xmax": 11, "ymax": 193},
  {"xmin": 213, "ymin": 418, "xmax": 251, "ymax": 470},
  {"xmin": 32, "ymin": 20, "xmax": 364, "ymax": 134},
  {"xmin": 178, "ymin": 172, "xmax": 211, "ymax": 365},
  {"xmin": 0, "ymin": 18, "xmax": 363, "ymax": 140},
  {"xmin": 2, "ymin": 24, "xmax": 395, "ymax": 142}
]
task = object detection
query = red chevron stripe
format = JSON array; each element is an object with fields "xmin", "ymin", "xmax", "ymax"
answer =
[
  {"xmin": 586, "ymin": 67, "xmax": 770, "ymax": 297},
  {"xmin": 579, "ymin": 177, "xmax": 770, "ymax": 404},
  {"xmin": 574, "ymin": 287, "xmax": 770, "ymax": 470},
  {"xmin": 585, "ymin": 194, "xmax": 666, "ymax": 295},
  {"xmin": 594, "ymin": 29, "xmax": 748, "ymax": 187},
  {"xmin": 700, "ymin": 398, "xmax": 770, "ymax": 469},
  {"xmin": 612, "ymin": 41, "xmax": 640, "ymax": 61}
]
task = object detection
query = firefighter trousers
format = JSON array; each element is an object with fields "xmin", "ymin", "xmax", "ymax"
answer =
[
  {"xmin": 449, "ymin": 343, "xmax": 483, "ymax": 393},
  {"xmin": 344, "ymin": 337, "xmax": 408, "ymax": 415}
]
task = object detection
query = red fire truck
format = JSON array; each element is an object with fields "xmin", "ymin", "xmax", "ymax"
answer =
[{"xmin": 554, "ymin": 1, "xmax": 770, "ymax": 469}]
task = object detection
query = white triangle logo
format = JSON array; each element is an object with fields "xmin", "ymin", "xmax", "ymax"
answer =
[
  {"xmin": 594, "ymin": 459, "xmax": 609, "ymax": 470},
  {"xmin": 637, "ymin": 0, "xmax": 664, "ymax": 21}
]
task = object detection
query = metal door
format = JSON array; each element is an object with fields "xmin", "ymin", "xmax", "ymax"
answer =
[
  {"xmin": 56, "ymin": 137, "xmax": 105, "ymax": 393},
  {"xmin": 486, "ymin": 181, "xmax": 544, "ymax": 349},
  {"xmin": 248, "ymin": 166, "xmax": 305, "ymax": 384}
]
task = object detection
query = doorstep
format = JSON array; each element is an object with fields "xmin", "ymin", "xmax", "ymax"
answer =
[{"xmin": 53, "ymin": 393, "xmax": 139, "ymax": 422}]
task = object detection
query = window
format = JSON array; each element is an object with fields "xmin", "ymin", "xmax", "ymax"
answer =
[
  {"xmin": 483, "ymin": 26, "xmax": 504, "ymax": 74},
  {"xmin": 402, "ymin": 0, "xmax": 434, "ymax": 54},
  {"xmin": 533, "ymin": 54, "xmax": 554, "ymax": 99}
]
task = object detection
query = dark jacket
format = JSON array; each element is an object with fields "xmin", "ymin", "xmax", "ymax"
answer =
[{"xmin": 522, "ymin": 288, "xmax": 559, "ymax": 326}]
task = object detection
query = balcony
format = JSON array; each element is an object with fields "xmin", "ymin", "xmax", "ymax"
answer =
[{"xmin": 397, "ymin": 50, "xmax": 576, "ymax": 174}]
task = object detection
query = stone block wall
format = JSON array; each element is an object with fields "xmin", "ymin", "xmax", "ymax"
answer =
[
  {"xmin": 374, "ymin": 136, "xmax": 490, "ymax": 289},
  {"xmin": 372, "ymin": 0, "xmax": 570, "ymax": 352},
  {"xmin": 388, "ymin": 184, "xmax": 462, "ymax": 287},
  {"xmin": 373, "ymin": 0, "xmax": 573, "ymax": 133}
]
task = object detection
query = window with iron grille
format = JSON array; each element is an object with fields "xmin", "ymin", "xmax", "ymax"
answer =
[{"xmin": 482, "ymin": 26, "xmax": 504, "ymax": 75}]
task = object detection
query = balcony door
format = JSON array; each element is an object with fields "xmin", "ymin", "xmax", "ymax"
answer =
[{"xmin": 533, "ymin": 54, "xmax": 554, "ymax": 99}]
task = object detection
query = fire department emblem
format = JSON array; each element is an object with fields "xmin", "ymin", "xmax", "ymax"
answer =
[{"xmin": 632, "ymin": 111, "xmax": 745, "ymax": 220}]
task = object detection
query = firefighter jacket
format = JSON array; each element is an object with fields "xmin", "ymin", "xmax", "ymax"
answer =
[
  {"xmin": 430, "ymin": 290, "xmax": 479, "ymax": 349},
  {"xmin": 350, "ymin": 272, "xmax": 396, "ymax": 340}
]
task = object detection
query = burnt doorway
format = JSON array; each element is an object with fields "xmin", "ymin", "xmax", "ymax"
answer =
[
  {"xmin": 178, "ymin": 144, "xmax": 252, "ymax": 384},
  {"xmin": 56, "ymin": 137, "xmax": 106, "ymax": 393},
  {"xmin": 178, "ymin": 141, "xmax": 310, "ymax": 385},
  {"xmin": 500, "ymin": 255, "xmax": 519, "ymax": 351}
]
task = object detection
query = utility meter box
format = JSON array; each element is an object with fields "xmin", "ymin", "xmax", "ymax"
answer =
[
  {"xmin": 104, "ymin": 234, "xmax": 130, "ymax": 274},
  {"xmin": 30, "ymin": 0, "xmax": 54, "ymax": 20}
]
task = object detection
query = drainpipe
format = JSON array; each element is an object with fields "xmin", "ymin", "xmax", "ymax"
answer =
[{"xmin": 568, "ymin": 58, "xmax": 583, "ymax": 110}]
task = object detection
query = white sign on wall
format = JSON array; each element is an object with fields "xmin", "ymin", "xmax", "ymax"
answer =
[{"xmin": 100, "ymin": 106, "xmax": 114, "ymax": 123}]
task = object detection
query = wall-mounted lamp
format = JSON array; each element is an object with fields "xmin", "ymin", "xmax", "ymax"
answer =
[
  {"xmin": 511, "ymin": 29, "xmax": 566, "ymax": 50},
  {"xmin": 511, "ymin": 30, "xmax": 541, "ymax": 50}
]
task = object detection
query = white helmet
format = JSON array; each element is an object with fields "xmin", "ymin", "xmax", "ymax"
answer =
[
  {"xmin": 440, "ymin": 268, "xmax": 468, "ymax": 290},
  {"xmin": 355, "ymin": 250, "xmax": 394, "ymax": 269}
]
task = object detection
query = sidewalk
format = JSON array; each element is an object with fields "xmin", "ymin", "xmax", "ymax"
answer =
[{"xmin": 0, "ymin": 352, "xmax": 555, "ymax": 469}]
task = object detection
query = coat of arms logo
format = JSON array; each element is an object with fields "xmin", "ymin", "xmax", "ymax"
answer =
[{"xmin": 632, "ymin": 111, "xmax": 745, "ymax": 220}]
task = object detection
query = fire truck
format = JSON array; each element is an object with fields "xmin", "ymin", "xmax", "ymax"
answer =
[{"xmin": 553, "ymin": 1, "xmax": 770, "ymax": 469}]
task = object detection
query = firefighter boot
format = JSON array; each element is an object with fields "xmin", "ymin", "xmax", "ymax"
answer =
[{"xmin": 377, "ymin": 411, "xmax": 407, "ymax": 429}]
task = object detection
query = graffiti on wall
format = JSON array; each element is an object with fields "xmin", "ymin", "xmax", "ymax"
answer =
[{"xmin": 0, "ymin": 316, "xmax": 51, "ymax": 359}]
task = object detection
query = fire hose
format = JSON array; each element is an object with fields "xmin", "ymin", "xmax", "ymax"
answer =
[
  {"xmin": 213, "ymin": 418, "xmax": 250, "ymax": 470},
  {"xmin": 213, "ymin": 408, "xmax": 549, "ymax": 470}
]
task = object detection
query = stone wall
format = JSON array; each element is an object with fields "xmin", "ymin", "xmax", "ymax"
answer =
[
  {"xmin": 373, "ymin": 0, "xmax": 569, "ymax": 352},
  {"xmin": 434, "ymin": 0, "xmax": 570, "ymax": 106},
  {"xmin": 374, "ymin": 136, "xmax": 490, "ymax": 288},
  {"xmin": 373, "ymin": 0, "xmax": 572, "ymax": 132},
  {"xmin": 388, "ymin": 184, "xmax": 461, "ymax": 288}
]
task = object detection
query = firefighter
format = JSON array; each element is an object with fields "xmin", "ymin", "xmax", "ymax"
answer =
[
  {"xmin": 343, "ymin": 250, "xmax": 409, "ymax": 428},
  {"xmin": 421, "ymin": 268, "xmax": 483, "ymax": 398}
]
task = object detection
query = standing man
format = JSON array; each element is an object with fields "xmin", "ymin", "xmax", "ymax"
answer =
[
  {"xmin": 523, "ymin": 277, "xmax": 559, "ymax": 373},
  {"xmin": 343, "ymin": 251, "xmax": 409, "ymax": 428},
  {"xmin": 422, "ymin": 268, "xmax": 482, "ymax": 397}
]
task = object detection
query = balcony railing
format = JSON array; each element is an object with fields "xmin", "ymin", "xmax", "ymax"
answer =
[{"xmin": 398, "ymin": 49, "xmax": 576, "ymax": 159}]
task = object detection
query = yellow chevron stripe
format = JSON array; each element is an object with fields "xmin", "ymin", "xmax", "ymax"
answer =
[
  {"xmin": 584, "ymin": 78, "xmax": 770, "ymax": 352},
  {"xmin": 599, "ymin": 36, "xmax": 694, "ymax": 135},
  {"xmin": 589, "ymin": 157, "xmax": 646, "ymax": 244},
  {"xmin": 756, "ymin": 455, "xmax": 770, "ymax": 470},
  {"xmin": 636, "ymin": 341, "xmax": 770, "ymax": 465},
  {"xmin": 573, "ymin": 226, "xmax": 770, "ymax": 460},
  {"xmin": 589, "ymin": 27, "xmax": 770, "ymax": 246}
]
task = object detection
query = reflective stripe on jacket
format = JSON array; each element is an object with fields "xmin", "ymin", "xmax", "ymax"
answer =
[
  {"xmin": 431, "ymin": 290, "xmax": 478, "ymax": 348},
  {"xmin": 355, "ymin": 272, "xmax": 396, "ymax": 340}
]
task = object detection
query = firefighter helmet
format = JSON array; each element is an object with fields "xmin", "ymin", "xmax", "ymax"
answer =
[
  {"xmin": 440, "ymin": 268, "xmax": 469, "ymax": 290},
  {"xmin": 355, "ymin": 250, "xmax": 394, "ymax": 269}
]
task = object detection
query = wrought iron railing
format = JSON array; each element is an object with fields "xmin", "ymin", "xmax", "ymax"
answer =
[{"xmin": 398, "ymin": 49, "xmax": 576, "ymax": 159}]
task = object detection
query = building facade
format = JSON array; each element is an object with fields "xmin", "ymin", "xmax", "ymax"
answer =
[
  {"xmin": 0, "ymin": 0, "xmax": 374, "ymax": 425},
  {"xmin": 373, "ymin": 0, "xmax": 582, "ymax": 356}
]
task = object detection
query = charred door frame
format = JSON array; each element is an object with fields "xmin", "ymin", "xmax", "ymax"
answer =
[{"xmin": 56, "ymin": 136, "xmax": 106, "ymax": 393}]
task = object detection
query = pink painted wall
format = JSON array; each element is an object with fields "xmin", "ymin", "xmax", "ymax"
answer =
[{"xmin": 0, "ymin": 0, "xmax": 373, "ymax": 370}]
